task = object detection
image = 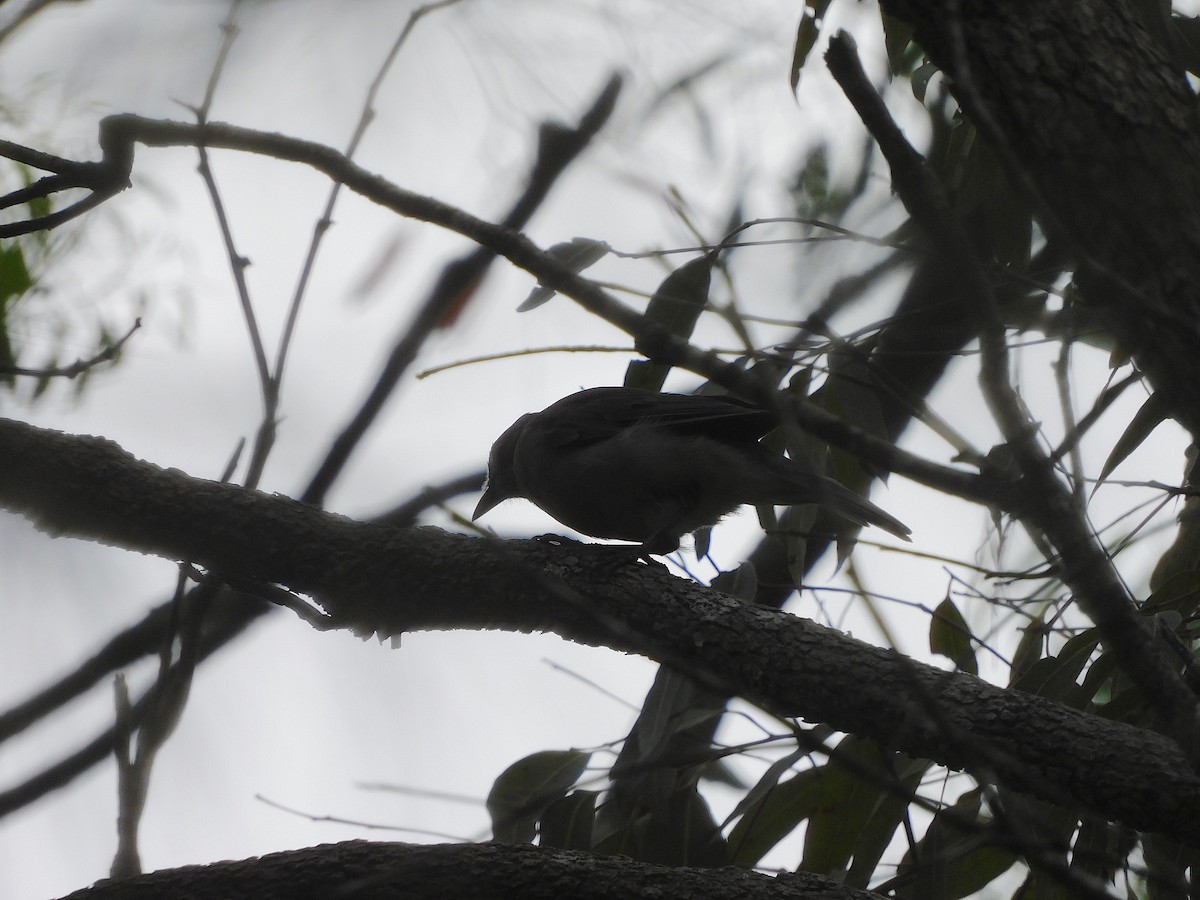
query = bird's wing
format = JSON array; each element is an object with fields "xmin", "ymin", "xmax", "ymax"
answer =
[{"xmin": 543, "ymin": 387, "xmax": 777, "ymax": 446}]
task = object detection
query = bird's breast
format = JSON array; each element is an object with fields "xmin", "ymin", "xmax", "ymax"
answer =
[{"xmin": 513, "ymin": 425, "xmax": 728, "ymax": 543}]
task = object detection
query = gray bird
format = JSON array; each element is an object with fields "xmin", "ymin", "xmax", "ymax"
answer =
[{"xmin": 473, "ymin": 387, "xmax": 911, "ymax": 555}]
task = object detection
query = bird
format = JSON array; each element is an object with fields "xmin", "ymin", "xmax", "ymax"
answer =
[{"xmin": 472, "ymin": 387, "xmax": 911, "ymax": 555}]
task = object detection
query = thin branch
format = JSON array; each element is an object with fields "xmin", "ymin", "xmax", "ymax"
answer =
[
  {"xmin": 191, "ymin": 1, "xmax": 272, "ymax": 415},
  {"xmin": 271, "ymin": 0, "xmax": 469, "ymax": 394},
  {"xmin": 0, "ymin": 608, "xmax": 224, "ymax": 820},
  {"xmin": 0, "ymin": 0, "xmax": 88, "ymax": 46},
  {"xmin": 256, "ymin": 0, "xmax": 469, "ymax": 495},
  {"xmin": 0, "ymin": 140, "xmax": 129, "ymax": 235},
  {"xmin": 0, "ymin": 316, "xmax": 140, "ymax": 379},
  {"xmin": 1052, "ymin": 337, "xmax": 1087, "ymax": 508}
]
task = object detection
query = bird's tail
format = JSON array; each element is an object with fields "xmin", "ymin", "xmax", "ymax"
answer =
[{"xmin": 816, "ymin": 477, "xmax": 911, "ymax": 541}]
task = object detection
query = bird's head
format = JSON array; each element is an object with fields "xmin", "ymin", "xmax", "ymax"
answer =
[{"xmin": 472, "ymin": 414, "xmax": 533, "ymax": 520}]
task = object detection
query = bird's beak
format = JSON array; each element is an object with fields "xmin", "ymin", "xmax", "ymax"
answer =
[{"xmin": 473, "ymin": 484, "xmax": 502, "ymax": 520}]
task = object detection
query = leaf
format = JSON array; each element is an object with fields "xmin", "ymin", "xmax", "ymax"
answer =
[
  {"xmin": 711, "ymin": 560, "xmax": 758, "ymax": 604},
  {"xmin": 880, "ymin": 13, "xmax": 917, "ymax": 77},
  {"xmin": 1077, "ymin": 647, "xmax": 1119, "ymax": 709},
  {"xmin": 1071, "ymin": 815, "xmax": 1137, "ymax": 884},
  {"xmin": 1096, "ymin": 392, "xmax": 1168, "ymax": 487},
  {"xmin": 518, "ymin": 237, "xmax": 611, "ymax": 311},
  {"xmin": 1142, "ymin": 570, "xmax": 1200, "ymax": 619},
  {"xmin": 486, "ymin": 749, "xmax": 590, "ymax": 843},
  {"xmin": 1009, "ymin": 613, "xmax": 1049, "ymax": 685},
  {"xmin": 1150, "ymin": 516, "xmax": 1200, "ymax": 593},
  {"xmin": 933, "ymin": 118, "xmax": 1031, "ymax": 267},
  {"xmin": 624, "ymin": 669, "xmax": 695, "ymax": 761},
  {"xmin": 1009, "ymin": 628, "xmax": 1100, "ymax": 706},
  {"xmin": 728, "ymin": 745, "xmax": 807, "ymax": 818},
  {"xmin": 726, "ymin": 762, "xmax": 825, "ymax": 866},
  {"xmin": 801, "ymin": 736, "xmax": 904, "ymax": 875},
  {"xmin": 789, "ymin": 1, "xmax": 834, "ymax": 93},
  {"xmin": 1142, "ymin": 831, "xmax": 1199, "ymax": 898},
  {"xmin": 596, "ymin": 786, "xmax": 729, "ymax": 866},
  {"xmin": 897, "ymin": 788, "xmax": 1020, "ymax": 900},
  {"xmin": 911, "ymin": 60, "xmax": 940, "ymax": 103},
  {"xmin": 624, "ymin": 253, "xmax": 714, "ymax": 391},
  {"xmin": 0, "ymin": 243, "xmax": 33, "ymax": 303},
  {"xmin": 844, "ymin": 755, "xmax": 932, "ymax": 889},
  {"xmin": 784, "ymin": 505, "xmax": 815, "ymax": 588},
  {"xmin": 1172, "ymin": 14, "xmax": 1200, "ymax": 78},
  {"xmin": 929, "ymin": 597, "xmax": 978, "ymax": 675},
  {"xmin": 792, "ymin": 145, "xmax": 857, "ymax": 228},
  {"xmin": 727, "ymin": 740, "xmax": 929, "ymax": 875},
  {"xmin": 539, "ymin": 790, "xmax": 597, "ymax": 851},
  {"xmin": 0, "ymin": 244, "xmax": 32, "ymax": 386}
]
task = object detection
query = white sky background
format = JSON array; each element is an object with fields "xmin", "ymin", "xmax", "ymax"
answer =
[{"xmin": 0, "ymin": 1, "xmax": 1189, "ymax": 898}]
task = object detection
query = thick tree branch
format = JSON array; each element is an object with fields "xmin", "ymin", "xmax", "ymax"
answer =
[
  {"xmin": 57, "ymin": 840, "xmax": 879, "ymax": 900},
  {"xmin": 3, "ymin": 417, "xmax": 1200, "ymax": 844}
]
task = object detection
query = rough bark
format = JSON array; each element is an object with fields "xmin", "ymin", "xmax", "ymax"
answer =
[{"xmin": 56, "ymin": 841, "xmax": 880, "ymax": 900}]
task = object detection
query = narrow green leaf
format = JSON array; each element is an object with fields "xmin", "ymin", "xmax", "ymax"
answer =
[
  {"xmin": 726, "ymin": 764, "xmax": 825, "ymax": 866},
  {"xmin": 1097, "ymin": 392, "xmax": 1168, "ymax": 486},
  {"xmin": 880, "ymin": 13, "xmax": 916, "ymax": 77},
  {"xmin": 1077, "ymin": 647, "xmax": 1119, "ymax": 708},
  {"xmin": 0, "ymin": 243, "xmax": 33, "ymax": 303},
  {"xmin": 1142, "ymin": 832, "xmax": 1198, "ymax": 898},
  {"xmin": 815, "ymin": 348, "xmax": 888, "ymax": 489},
  {"xmin": 1142, "ymin": 571, "xmax": 1200, "ymax": 620},
  {"xmin": 1172, "ymin": 15, "xmax": 1200, "ymax": 78},
  {"xmin": 845, "ymin": 755, "xmax": 932, "ymax": 888},
  {"xmin": 789, "ymin": 1, "xmax": 833, "ymax": 93},
  {"xmin": 802, "ymin": 737, "xmax": 901, "ymax": 875},
  {"xmin": 1071, "ymin": 815, "xmax": 1137, "ymax": 884},
  {"xmin": 595, "ymin": 785, "xmax": 729, "ymax": 866},
  {"xmin": 1010, "ymin": 628, "xmax": 1100, "ymax": 706},
  {"xmin": 711, "ymin": 560, "xmax": 758, "ymax": 604},
  {"xmin": 1150, "ymin": 520, "xmax": 1200, "ymax": 593},
  {"xmin": 726, "ymin": 746, "xmax": 807, "ymax": 866},
  {"xmin": 1010, "ymin": 613, "xmax": 1049, "ymax": 686},
  {"xmin": 897, "ymin": 788, "xmax": 1020, "ymax": 900},
  {"xmin": 950, "ymin": 124, "xmax": 1032, "ymax": 267},
  {"xmin": 32, "ymin": 365, "xmax": 54, "ymax": 398}
]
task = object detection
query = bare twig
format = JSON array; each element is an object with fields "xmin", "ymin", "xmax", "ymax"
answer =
[
  {"xmin": 191, "ymin": 0, "xmax": 273, "ymax": 420},
  {"xmin": 260, "ymin": 0, "xmax": 468, "ymax": 493},
  {"xmin": 272, "ymin": 0, "xmax": 469, "ymax": 394},
  {"xmin": 0, "ymin": 317, "xmax": 140, "ymax": 379}
]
